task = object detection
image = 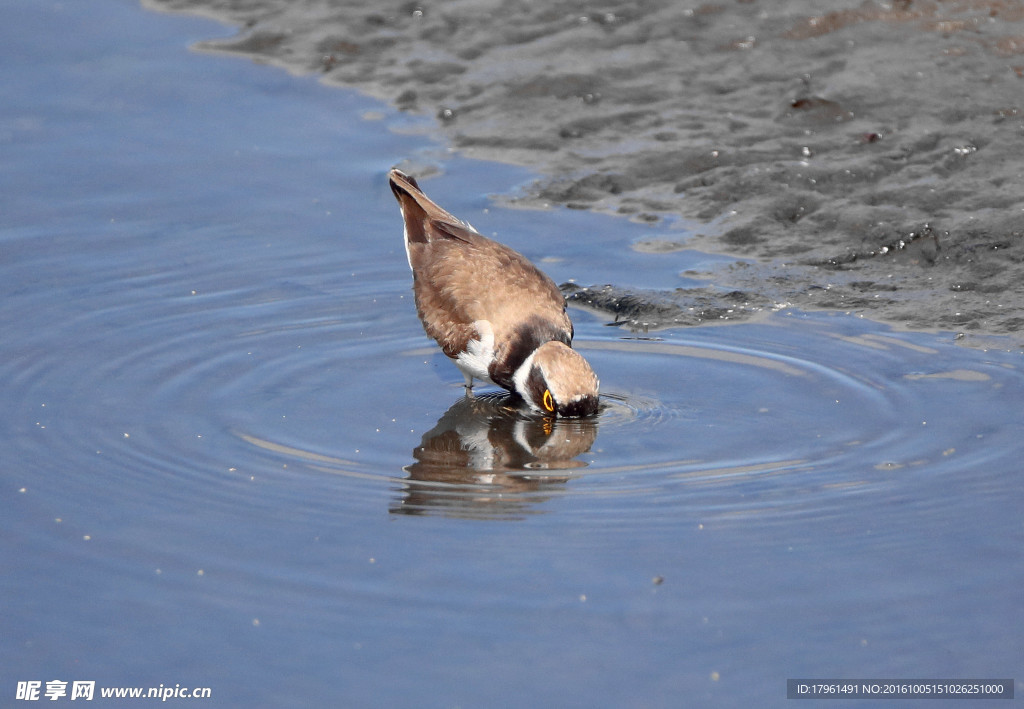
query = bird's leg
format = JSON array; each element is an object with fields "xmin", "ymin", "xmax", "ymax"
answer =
[{"xmin": 462, "ymin": 372, "xmax": 475, "ymax": 398}]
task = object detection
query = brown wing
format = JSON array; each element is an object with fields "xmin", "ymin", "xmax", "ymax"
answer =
[{"xmin": 390, "ymin": 170, "xmax": 571, "ymax": 359}]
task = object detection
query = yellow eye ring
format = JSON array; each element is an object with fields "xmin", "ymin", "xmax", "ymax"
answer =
[{"xmin": 542, "ymin": 389, "xmax": 555, "ymax": 413}]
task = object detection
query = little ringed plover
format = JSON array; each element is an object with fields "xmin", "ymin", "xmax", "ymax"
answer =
[{"xmin": 389, "ymin": 168, "xmax": 600, "ymax": 417}]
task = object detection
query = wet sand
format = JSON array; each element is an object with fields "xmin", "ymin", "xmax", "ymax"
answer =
[{"xmin": 145, "ymin": 0, "xmax": 1024, "ymax": 346}]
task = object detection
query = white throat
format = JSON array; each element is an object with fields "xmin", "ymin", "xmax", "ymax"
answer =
[{"xmin": 511, "ymin": 349, "xmax": 541, "ymax": 411}]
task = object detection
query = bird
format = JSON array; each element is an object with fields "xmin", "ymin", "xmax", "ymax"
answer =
[{"xmin": 388, "ymin": 168, "xmax": 600, "ymax": 417}]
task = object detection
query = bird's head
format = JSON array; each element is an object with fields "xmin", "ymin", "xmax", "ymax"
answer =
[{"xmin": 513, "ymin": 341, "xmax": 600, "ymax": 418}]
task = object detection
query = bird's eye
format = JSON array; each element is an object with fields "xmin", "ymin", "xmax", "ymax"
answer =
[{"xmin": 542, "ymin": 389, "xmax": 555, "ymax": 413}]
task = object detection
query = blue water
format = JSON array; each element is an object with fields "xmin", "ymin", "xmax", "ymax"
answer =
[{"xmin": 2, "ymin": 1, "xmax": 1021, "ymax": 706}]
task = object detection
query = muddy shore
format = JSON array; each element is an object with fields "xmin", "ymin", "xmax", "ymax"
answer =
[{"xmin": 144, "ymin": 0, "xmax": 1024, "ymax": 347}]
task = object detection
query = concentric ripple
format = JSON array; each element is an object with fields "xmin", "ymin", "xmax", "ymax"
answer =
[
  {"xmin": 565, "ymin": 325, "xmax": 1023, "ymax": 526},
  {"xmin": 7, "ymin": 216, "xmax": 1022, "ymax": 530},
  {"xmin": 39, "ymin": 267, "xmax": 1003, "ymax": 527}
]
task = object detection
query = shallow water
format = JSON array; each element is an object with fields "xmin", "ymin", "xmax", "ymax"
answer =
[{"xmin": 2, "ymin": 1, "xmax": 1022, "ymax": 706}]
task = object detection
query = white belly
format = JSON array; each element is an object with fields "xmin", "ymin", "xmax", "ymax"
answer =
[{"xmin": 454, "ymin": 320, "xmax": 496, "ymax": 385}]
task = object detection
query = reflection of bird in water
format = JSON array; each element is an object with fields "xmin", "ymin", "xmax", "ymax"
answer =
[{"xmin": 391, "ymin": 394, "xmax": 600, "ymax": 518}]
